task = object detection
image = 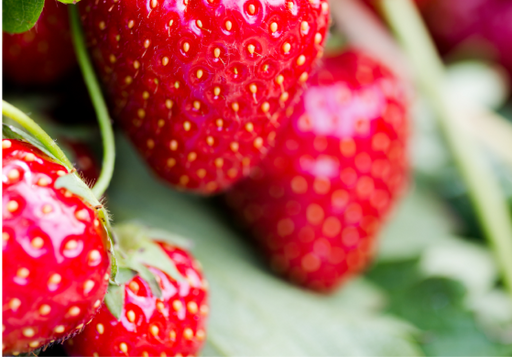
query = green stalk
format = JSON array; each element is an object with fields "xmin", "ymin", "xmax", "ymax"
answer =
[
  {"xmin": 69, "ymin": 5, "xmax": 115, "ymax": 198},
  {"xmin": 2, "ymin": 100, "xmax": 74, "ymax": 169},
  {"xmin": 380, "ymin": 0, "xmax": 512, "ymax": 295}
]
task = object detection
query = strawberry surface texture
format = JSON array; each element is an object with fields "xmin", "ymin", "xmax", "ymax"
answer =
[
  {"xmin": 79, "ymin": 0, "xmax": 330, "ymax": 194},
  {"xmin": 64, "ymin": 242, "xmax": 209, "ymax": 357},
  {"xmin": 2, "ymin": 139, "xmax": 111, "ymax": 355},
  {"xmin": 226, "ymin": 50, "xmax": 409, "ymax": 292},
  {"xmin": 2, "ymin": 0, "xmax": 76, "ymax": 85}
]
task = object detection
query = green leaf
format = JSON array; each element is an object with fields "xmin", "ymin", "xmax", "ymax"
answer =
[
  {"xmin": 105, "ymin": 136, "xmax": 423, "ymax": 356},
  {"xmin": 57, "ymin": 0, "xmax": 80, "ymax": 3},
  {"xmin": 126, "ymin": 260, "xmax": 163, "ymax": 299},
  {"xmin": 3, "ymin": 124, "xmax": 56, "ymax": 161},
  {"xmin": 116, "ymin": 267, "xmax": 137, "ymax": 285},
  {"xmin": 367, "ymin": 261, "xmax": 512, "ymax": 356},
  {"xmin": 3, "ymin": 0, "xmax": 44, "ymax": 33},
  {"xmin": 104, "ymin": 283, "xmax": 124, "ymax": 321}
]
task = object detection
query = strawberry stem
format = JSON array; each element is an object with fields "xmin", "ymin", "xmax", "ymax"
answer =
[
  {"xmin": 2, "ymin": 100, "xmax": 74, "ymax": 169},
  {"xmin": 380, "ymin": 0, "xmax": 512, "ymax": 296},
  {"xmin": 69, "ymin": 5, "xmax": 115, "ymax": 198}
]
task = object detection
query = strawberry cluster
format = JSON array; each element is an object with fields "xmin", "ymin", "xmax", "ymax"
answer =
[{"xmin": 3, "ymin": 0, "xmax": 415, "ymax": 355}]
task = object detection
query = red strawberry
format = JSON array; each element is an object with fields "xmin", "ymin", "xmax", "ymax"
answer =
[
  {"xmin": 226, "ymin": 50, "xmax": 409, "ymax": 292},
  {"xmin": 65, "ymin": 141, "xmax": 100, "ymax": 184},
  {"xmin": 64, "ymin": 242, "xmax": 209, "ymax": 357},
  {"xmin": 3, "ymin": 0, "xmax": 77, "ymax": 85},
  {"xmin": 2, "ymin": 139, "xmax": 111, "ymax": 355},
  {"xmin": 79, "ymin": 0, "xmax": 330, "ymax": 194}
]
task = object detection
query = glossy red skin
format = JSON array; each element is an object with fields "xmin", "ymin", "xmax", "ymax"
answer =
[
  {"xmin": 2, "ymin": 0, "xmax": 77, "ymax": 85},
  {"xmin": 226, "ymin": 51, "xmax": 409, "ymax": 292},
  {"xmin": 65, "ymin": 243, "xmax": 209, "ymax": 357},
  {"xmin": 2, "ymin": 139, "xmax": 111, "ymax": 355},
  {"xmin": 79, "ymin": 0, "xmax": 330, "ymax": 194}
]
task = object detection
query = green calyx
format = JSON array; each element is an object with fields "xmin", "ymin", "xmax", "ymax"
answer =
[{"xmin": 104, "ymin": 222, "xmax": 189, "ymax": 320}]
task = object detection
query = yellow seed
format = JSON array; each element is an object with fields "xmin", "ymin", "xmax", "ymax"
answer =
[
  {"xmin": 151, "ymin": 0, "xmax": 158, "ymax": 8},
  {"xmin": 248, "ymin": 4, "xmax": 256, "ymax": 14},
  {"xmin": 156, "ymin": 301, "xmax": 165, "ymax": 311},
  {"xmin": 144, "ymin": 39, "xmax": 150, "ymax": 48},
  {"xmin": 48, "ymin": 273, "xmax": 61, "ymax": 285},
  {"xmin": 321, "ymin": 2, "xmax": 329, "ymax": 13},
  {"xmin": 247, "ymin": 44, "xmax": 255, "ymax": 54},
  {"xmin": 188, "ymin": 152, "xmax": 197, "ymax": 162},
  {"xmin": 183, "ymin": 328, "xmax": 194, "ymax": 339},
  {"xmin": 315, "ymin": 32, "xmax": 322, "ymax": 44},
  {"xmin": 150, "ymin": 325, "xmax": 159, "ymax": 336},
  {"xmin": 7, "ymin": 169, "xmax": 20, "ymax": 181},
  {"xmin": 125, "ymin": 76, "xmax": 132, "ymax": 84},
  {"xmin": 3, "ymin": 232, "xmax": 9, "ymax": 241},
  {"xmin": 173, "ymin": 300, "xmax": 182, "ymax": 311},
  {"xmin": 301, "ymin": 21, "xmax": 309, "ymax": 33},
  {"xmin": 133, "ymin": 60, "xmax": 140, "ymax": 69},
  {"xmin": 54, "ymin": 325, "xmax": 65, "ymax": 333},
  {"xmin": 128, "ymin": 20, "xmax": 134, "ymax": 28},
  {"xmin": 249, "ymin": 83, "xmax": 257, "ymax": 94},
  {"xmin": 88, "ymin": 250, "xmax": 101, "ymax": 264},
  {"xmin": 276, "ymin": 74, "xmax": 284, "ymax": 85},
  {"xmin": 270, "ymin": 22, "xmax": 278, "ymax": 33},
  {"xmin": 280, "ymin": 92, "xmax": 289, "ymax": 102},
  {"xmin": 109, "ymin": 54, "xmax": 116, "ymax": 63},
  {"xmin": 84, "ymin": 280, "xmax": 95, "ymax": 294},
  {"xmin": 167, "ymin": 158, "xmax": 176, "ymax": 167},
  {"xmin": 69, "ymin": 306, "xmax": 80, "ymax": 316},
  {"xmin": 39, "ymin": 304, "xmax": 51, "ymax": 315},
  {"xmin": 76, "ymin": 209, "xmax": 88, "ymax": 221},
  {"xmin": 299, "ymin": 72, "xmax": 308, "ymax": 82},
  {"xmin": 65, "ymin": 240, "xmax": 78, "ymax": 250},
  {"xmin": 183, "ymin": 42, "xmax": 190, "ymax": 52},
  {"xmin": 31, "ymin": 237, "xmax": 44, "ymax": 249},
  {"xmin": 225, "ymin": 20, "xmax": 232, "ymax": 31},
  {"xmin": 196, "ymin": 19, "xmax": 203, "ymax": 28},
  {"xmin": 128, "ymin": 281, "xmax": 140, "ymax": 293},
  {"xmin": 174, "ymin": 81, "xmax": 180, "ymax": 89},
  {"xmin": 196, "ymin": 169, "xmax": 206, "ymax": 178},
  {"xmin": 245, "ymin": 123, "xmax": 254, "ymax": 132},
  {"xmin": 282, "ymin": 42, "xmax": 291, "ymax": 53},
  {"xmin": 254, "ymin": 137, "xmax": 263, "ymax": 148},
  {"xmin": 22, "ymin": 328, "xmax": 35, "ymax": 337},
  {"xmin": 3, "ymin": 140, "xmax": 12, "ymax": 149},
  {"xmin": 127, "ymin": 310, "xmax": 136, "ymax": 322},
  {"xmin": 99, "ymin": 21, "xmax": 106, "ymax": 30},
  {"xmin": 161, "ymin": 56, "xmax": 169, "ymax": 66},
  {"xmin": 197, "ymin": 329, "xmax": 206, "ymax": 340},
  {"xmin": 57, "ymin": 170, "xmax": 67, "ymax": 176},
  {"xmin": 7, "ymin": 200, "xmax": 19, "ymax": 213},
  {"xmin": 165, "ymin": 99, "xmax": 173, "ymax": 109},
  {"xmin": 193, "ymin": 101, "xmax": 201, "ymax": 110},
  {"xmin": 96, "ymin": 323, "xmax": 105, "ymax": 335},
  {"xmin": 206, "ymin": 136, "xmax": 214, "ymax": 146},
  {"xmin": 183, "ymin": 121, "xmax": 191, "ymax": 131},
  {"xmin": 9, "ymin": 298, "xmax": 21, "ymax": 311},
  {"xmin": 287, "ymin": 1, "xmax": 294, "ymax": 10},
  {"xmin": 196, "ymin": 69, "xmax": 203, "ymax": 79},
  {"xmin": 170, "ymin": 140, "xmax": 178, "ymax": 151},
  {"xmin": 213, "ymin": 86, "xmax": 221, "ymax": 96},
  {"xmin": 213, "ymin": 48, "xmax": 221, "ymax": 58},
  {"xmin": 216, "ymin": 119, "xmax": 224, "ymax": 128},
  {"xmin": 29, "ymin": 341, "xmax": 40, "ymax": 348},
  {"xmin": 94, "ymin": 299, "xmax": 101, "ymax": 308},
  {"xmin": 24, "ymin": 153, "xmax": 35, "ymax": 161},
  {"xmin": 187, "ymin": 301, "xmax": 198, "ymax": 314},
  {"xmin": 297, "ymin": 55, "xmax": 306, "ymax": 66},
  {"xmin": 230, "ymin": 142, "xmax": 239, "ymax": 152},
  {"xmin": 232, "ymin": 102, "xmax": 239, "ymax": 112},
  {"xmin": 17, "ymin": 268, "xmax": 29, "ymax": 278},
  {"xmin": 215, "ymin": 158, "xmax": 224, "ymax": 168},
  {"xmin": 119, "ymin": 342, "xmax": 128, "ymax": 353}
]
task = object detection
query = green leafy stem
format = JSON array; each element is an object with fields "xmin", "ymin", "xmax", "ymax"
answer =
[
  {"xmin": 380, "ymin": 0, "xmax": 512, "ymax": 296},
  {"xmin": 69, "ymin": 5, "xmax": 115, "ymax": 198},
  {"xmin": 2, "ymin": 101, "xmax": 74, "ymax": 169}
]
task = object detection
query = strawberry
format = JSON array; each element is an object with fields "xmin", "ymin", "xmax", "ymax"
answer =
[
  {"xmin": 3, "ymin": 0, "xmax": 77, "ymax": 85},
  {"xmin": 64, "ymin": 240, "xmax": 209, "ymax": 356},
  {"xmin": 226, "ymin": 50, "xmax": 409, "ymax": 292},
  {"xmin": 2, "ymin": 139, "xmax": 111, "ymax": 355},
  {"xmin": 79, "ymin": 0, "xmax": 330, "ymax": 194}
]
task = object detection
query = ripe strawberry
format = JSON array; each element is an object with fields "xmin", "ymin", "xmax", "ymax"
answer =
[
  {"xmin": 79, "ymin": 0, "xmax": 330, "ymax": 194},
  {"xmin": 64, "ymin": 242, "xmax": 209, "ymax": 357},
  {"xmin": 2, "ymin": 139, "xmax": 111, "ymax": 355},
  {"xmin": 3, "ymin": 0, "xmax": 77, "ymax": 85},
  {"xmin": 226, "ymin": 50, "xmax": 409, "ymax": 292}
]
